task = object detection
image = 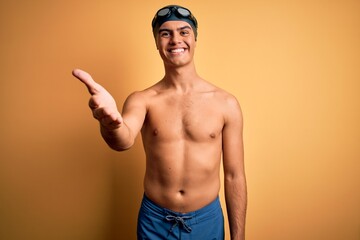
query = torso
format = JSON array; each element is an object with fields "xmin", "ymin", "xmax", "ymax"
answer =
[{"xmin": 138, "ymin": 79, "xmax": 230, "ymax": 213}]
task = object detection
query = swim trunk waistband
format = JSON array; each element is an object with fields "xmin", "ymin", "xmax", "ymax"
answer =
[{"xmin": 141, "ymin": 193, "xmax": 221, "ymax": 224}]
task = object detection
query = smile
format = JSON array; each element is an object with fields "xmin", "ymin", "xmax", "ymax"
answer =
[{"xmin": 169, "ymin": 48, "xmax": 185, "ymax": 53}]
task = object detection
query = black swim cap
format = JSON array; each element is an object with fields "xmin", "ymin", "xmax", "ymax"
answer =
[{"xmin": 152, "ymin": 5, "xmax": 198, "ymax": 40}]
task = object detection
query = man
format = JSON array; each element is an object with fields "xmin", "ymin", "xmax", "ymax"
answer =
[{"xmin": 73, "ymin": 5, "xmax": 247, "ymax": 240}]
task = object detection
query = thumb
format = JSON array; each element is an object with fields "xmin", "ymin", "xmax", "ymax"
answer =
[{"xmin": 72, "ymin": 69, "xmax": 101, "ymax": 95}]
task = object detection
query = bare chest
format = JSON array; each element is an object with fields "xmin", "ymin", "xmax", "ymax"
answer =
[{"xmin": 143, "ymin": 94, "xmax": 224, "ymax": 141}]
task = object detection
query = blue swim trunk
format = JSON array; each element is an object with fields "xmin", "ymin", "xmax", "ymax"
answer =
[{"xmin": 137, "ymin": 194, "xmax": 224, "ymax": 240}]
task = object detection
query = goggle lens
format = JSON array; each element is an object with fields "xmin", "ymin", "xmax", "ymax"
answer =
[
  {"xmin": 157, "ymin": 8, "xmax": 170, "ymax": 17},
  {"xmin": 177, "ymin": 8, "xmax": 190, "ymax": 17}
]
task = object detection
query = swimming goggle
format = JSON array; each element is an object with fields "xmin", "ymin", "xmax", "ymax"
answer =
[{"xmin": 152, "ymin": 5, "xmax": 198, "ymax": 38}]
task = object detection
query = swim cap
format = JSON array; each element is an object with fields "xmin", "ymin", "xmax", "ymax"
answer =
[{"xmin": 152, "ymin": 5, "xmax": 198, "ymax": 40}]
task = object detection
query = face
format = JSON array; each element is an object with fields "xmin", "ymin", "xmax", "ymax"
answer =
[{"xmin": 155, "ymin": 21, "xmax": 197, "ymax": 68}]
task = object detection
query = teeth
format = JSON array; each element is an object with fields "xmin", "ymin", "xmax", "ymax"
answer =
[{"xmin": 170, "ymin": 48, "xmax": 185, "ymax": 53}]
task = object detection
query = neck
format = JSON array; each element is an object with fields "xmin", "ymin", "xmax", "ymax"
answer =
[{"xmin": 162, "ymin": 62, "xmax": 200, "ymax": 92}]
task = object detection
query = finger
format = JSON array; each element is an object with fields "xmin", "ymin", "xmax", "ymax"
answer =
[
  {"xmin": 88, "ymin": 97, "xmax": 99, "ymax": 110},
  {"xmin": 93, "ymin": 108, "xmax": 106, "ymax": 120},
  {"xmin": 92, "ymin": 107, "xmax": 121, "ymax": 122},
  {"xmin": 72, "ymin": 69, "xmax": 101, "ymax": 95}
]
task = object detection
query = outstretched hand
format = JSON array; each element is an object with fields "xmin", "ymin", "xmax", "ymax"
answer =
[{"xmin": 73, "ymin": 69, "xmax": 122, "ymax": 130}]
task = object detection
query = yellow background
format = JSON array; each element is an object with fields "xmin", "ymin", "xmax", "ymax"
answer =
[{"xmin": 0, "ymin": 0, "xmax": 359, "ymax": 239}]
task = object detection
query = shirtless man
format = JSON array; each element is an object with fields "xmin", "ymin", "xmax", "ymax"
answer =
[{"xmin": 73, "ymin": 5, "xmax": 247, "ymax": 240}]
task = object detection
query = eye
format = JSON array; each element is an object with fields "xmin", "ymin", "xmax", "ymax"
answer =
[
  {"xmin": 160, "ymin": 31, "xmax": 171, "ymax": 38},
  {"xmin": 180, "ymin": 30, "xmax": 190, "ymax": 36}
]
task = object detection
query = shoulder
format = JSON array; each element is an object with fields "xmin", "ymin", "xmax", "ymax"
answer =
[
  {"xmin": 126, "ymin": 81, "xmax": 161, "ymax": 100},
  {"xmin": 199, "ymin": 79, "xmax": 242, "ymax": 114},
  {"xmin": 210, "ymin": 85, "xmax": 241, "ymax": 109},
  {"xmin": 123, "ymin": 82, "xmax": 162, "ymax": 108},
  {"xmin": 198, "ymin": 79, "xmax": 243, "ymax": 124},
  {"xmin": 212, "ymin": 87, "xmax": 242, "ymax": 124}
]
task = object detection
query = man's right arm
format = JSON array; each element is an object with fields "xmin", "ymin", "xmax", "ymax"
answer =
[{"xmin": 72, "ymin": 69, "xmax": 146, "ymax": 151}]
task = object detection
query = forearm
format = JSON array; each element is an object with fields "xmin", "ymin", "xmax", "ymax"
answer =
[
  {"xmin": 225, "ymin": 176, "xmax": 247, "ymax": 240},
  {"xmin": 100, "ymin": 123, "xmax": 134, "ymax": 151}
]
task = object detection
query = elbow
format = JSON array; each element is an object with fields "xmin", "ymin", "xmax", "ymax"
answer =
[
  {"xmin": 225, "ymin": 172, "xmax": 241, "ymax": 182},
  {"xmin": 224, "ymin": 171, "xmax": 247, "ymax": 187}
]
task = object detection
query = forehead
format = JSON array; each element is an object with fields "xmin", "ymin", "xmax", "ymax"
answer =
[{"xmin": 159, "ymin": 20, "xmax": 192, "ymax": 30}]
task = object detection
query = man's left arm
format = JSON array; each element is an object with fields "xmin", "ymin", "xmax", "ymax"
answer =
[{"xmin": 222, "ymin": 95, "xmax": 247, "ymax": 240}]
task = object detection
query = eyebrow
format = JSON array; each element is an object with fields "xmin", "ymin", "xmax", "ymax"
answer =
[{"xmin": 158, "ymin": 26, "xmax": 192, "ymax": 33}]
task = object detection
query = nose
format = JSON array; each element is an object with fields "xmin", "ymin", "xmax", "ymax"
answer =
[{"xmin": 170, "ymin": 32, "xmax": 182, "ymax": 45}]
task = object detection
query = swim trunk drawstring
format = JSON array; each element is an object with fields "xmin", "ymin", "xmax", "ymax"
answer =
[{"xmin": 165, "ymin": 214, "xmax": 192, "ymax": 238}]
